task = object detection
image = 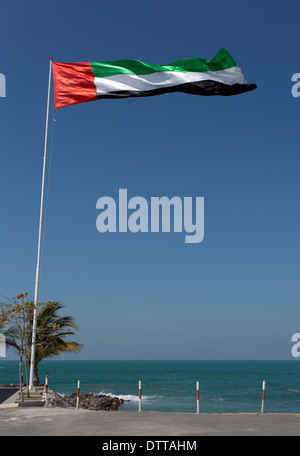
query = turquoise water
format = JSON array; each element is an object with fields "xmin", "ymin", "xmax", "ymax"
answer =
[{"xmin": 1, "ymin": 360, "xmax": 300, "ymax": 413}]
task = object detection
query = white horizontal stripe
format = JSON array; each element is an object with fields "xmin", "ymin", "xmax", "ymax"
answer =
[{"xmin": 94, "ymin": 67, "xmax": 244, "ymax": 95}]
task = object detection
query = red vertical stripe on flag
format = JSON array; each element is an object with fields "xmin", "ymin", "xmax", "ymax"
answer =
[{"xmin": 52, "ymin": 62, "xmax": 98, "ymax": 110}]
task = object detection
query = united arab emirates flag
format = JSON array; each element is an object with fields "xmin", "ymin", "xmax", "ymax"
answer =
[{"xmin": 52, "ymin": 47, "xmax": 256, "ymax": 110}]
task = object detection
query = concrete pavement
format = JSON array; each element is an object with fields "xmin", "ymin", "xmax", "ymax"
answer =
[{"xmin": 0, "ymin": 407, "xmax": 300, "ymax": 436}]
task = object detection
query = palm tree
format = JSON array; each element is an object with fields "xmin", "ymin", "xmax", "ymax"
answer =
[{"xmin": 29, "ymin": 301, "xmax": 82, "ymax": 385}]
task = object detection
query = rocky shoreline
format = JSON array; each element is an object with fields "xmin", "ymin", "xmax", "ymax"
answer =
[{"xmin": 45, "ymin": 388, "xmax": 125, "ymax": 411}]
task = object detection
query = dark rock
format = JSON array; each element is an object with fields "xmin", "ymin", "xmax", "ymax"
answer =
[
  {"xmin": 65, "ymin": 392, "xmax": 125, "ymax": 411},
  {"xmin": 45, "ymin": 388, "xmax": 124, "ymax": 411}
]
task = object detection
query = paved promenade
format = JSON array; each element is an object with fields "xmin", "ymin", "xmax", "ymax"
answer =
[
  {"xmin": 0, "ymin": 407, "xmax": 300, "ymax": 436},
  {"xmin": 0, "ymin": 387, "xmax": 19, "ymax": 404}
]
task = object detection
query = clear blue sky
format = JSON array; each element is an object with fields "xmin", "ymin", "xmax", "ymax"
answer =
[{"xmin": 1, "ymin": 0, "xmax": 299, "ymax": 360}]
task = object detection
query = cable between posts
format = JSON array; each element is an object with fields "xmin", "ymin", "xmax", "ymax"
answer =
[
  {"xmin": 267, "ymin": 381, "xmax": 300, "ymax": 393},
  {"xmin": 86, "ymin": 380, "xmax": 195, "ymax": 391},
  {"xmin": 143, "ymin": 381, "xmax": 195, "ymax": 391},
  {"xmin": 87, "ymin": 382, "xmax": 134, "ymax": 388}
]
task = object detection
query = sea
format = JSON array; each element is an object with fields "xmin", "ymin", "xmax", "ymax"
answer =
[{"xmin": 1, "ymin": 360, "xmax": 300, "ymax": 414}]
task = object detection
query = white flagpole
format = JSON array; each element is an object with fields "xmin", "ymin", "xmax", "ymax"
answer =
[{"xmin": 29, "ymin": 57, "xmax": 53, "ymax": 390}]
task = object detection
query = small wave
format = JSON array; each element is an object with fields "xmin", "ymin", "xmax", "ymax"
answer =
[
  {"xmin": 93, "ymin": 391, "xmax": 160, "ymax": 403},
  {"xmin": 211, "ymin": 396, "xmax": 225, "ymax": 402},
  {"xmin": 57, "ymin": 390, "xmax": 160, "ymax": 403}
]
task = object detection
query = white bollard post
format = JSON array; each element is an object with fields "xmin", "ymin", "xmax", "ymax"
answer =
[
  {"xmin": 196, "ymin": 381, "xmax": 200, "ymax": 414},
  {"xmin": 260, "ymin": 380, "xmax": 266, "ymax": 414},
  {"xmin": 139, "ymin": 380, "xmax": 142, "ymax": 412},
  {"xmin": 76, "ymin": 380, "xmax": 80, "ymax": 409},
  {"xmin": 44, "ymin": 374, "xmax": 49, "ymax": 402}
]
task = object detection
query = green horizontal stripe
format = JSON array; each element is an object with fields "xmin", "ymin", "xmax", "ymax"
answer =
[{"xmin": 90, "ymin": 47, "xmax": 236, "ymax": 79}]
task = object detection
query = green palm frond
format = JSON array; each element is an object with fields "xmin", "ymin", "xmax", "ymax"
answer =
[{"xmin": 28, "ymin": 301, "xmax": 82, "ymax": 365}]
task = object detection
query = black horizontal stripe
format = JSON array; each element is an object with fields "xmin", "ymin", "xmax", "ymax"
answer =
[{"xmin": 96, "ymin": 80, "xmax": 257, "ymax": 100}]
